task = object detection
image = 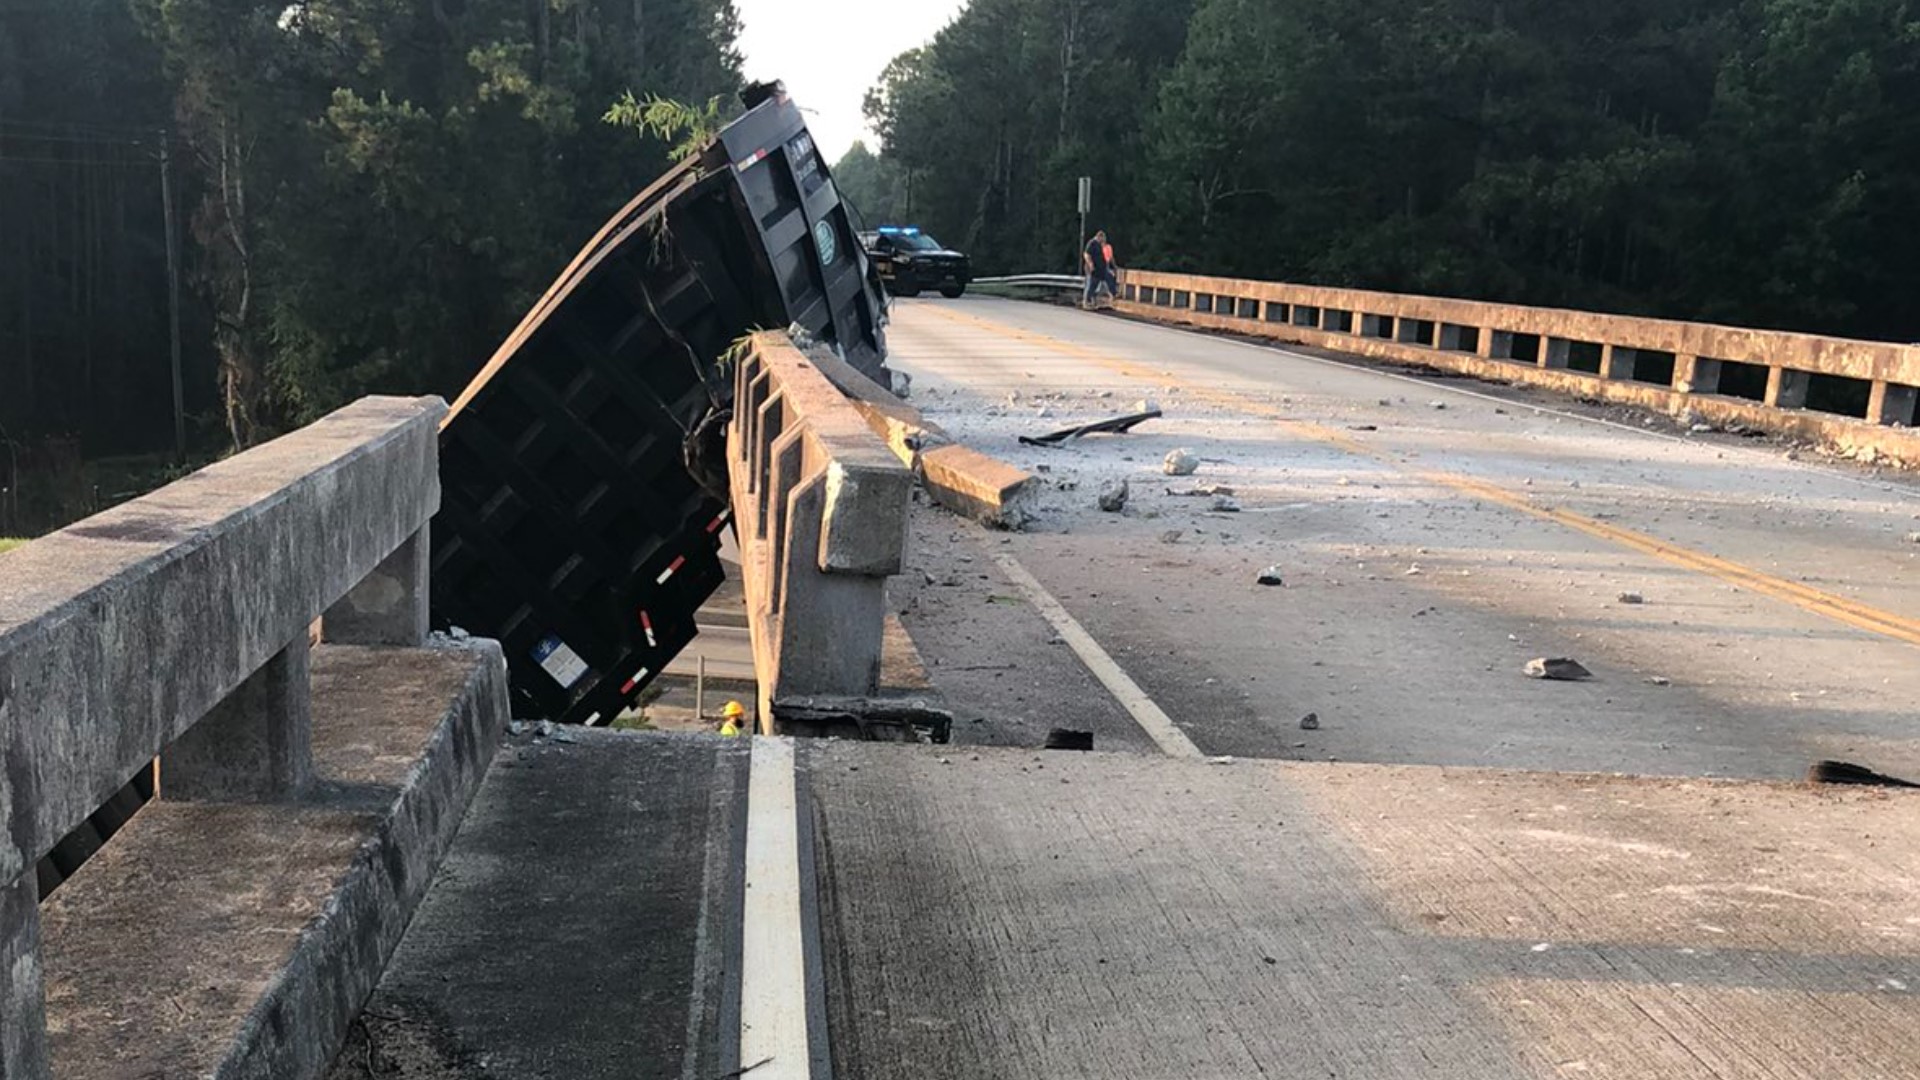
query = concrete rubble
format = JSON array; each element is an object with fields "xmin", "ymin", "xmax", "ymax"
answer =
[
  {"xmin": 1164, "ymin": 449, "xmax": 1200, "ymax": 476},
  {"xmin": 1525, "ymin": 657, "xmax": 1594, "ymax": 681}
]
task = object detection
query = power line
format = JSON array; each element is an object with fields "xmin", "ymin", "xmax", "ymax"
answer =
[
  {"xmin": 0, "ymin": 153, "xmax": 160, "ymax": 168},
  {"xmin": 0, "ymin": 129, "xmax": 166, "ymax": 148},
  {"xmin": 0, "ymin": 116, "xmax": 175, "ymax": 140}
]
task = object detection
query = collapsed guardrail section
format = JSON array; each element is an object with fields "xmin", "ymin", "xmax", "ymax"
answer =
[
  {"xmin": 726, "ymin": 332, "xmax": 924, "ymax": 736},
  {"xmin": 1118, "ymin": 269, "xmax": 1920, "ymax": 466},
  {"xmin": 0, "ymin": 396, "xmax": 509, "ymax": 1080}
]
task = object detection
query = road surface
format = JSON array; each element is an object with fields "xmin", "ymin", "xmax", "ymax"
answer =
[
  {"xmin": 340, "ymin": 296, "xmax": 1920, "ymax": 1080},
  {"xmin": 887, "ymin": 295, "xmax": 1920, "ymax": 780}
]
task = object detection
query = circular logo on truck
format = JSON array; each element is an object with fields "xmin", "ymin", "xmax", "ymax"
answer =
[{"xmin": 814, "ymin": 220, "xmax": 838, "ymax": 265}]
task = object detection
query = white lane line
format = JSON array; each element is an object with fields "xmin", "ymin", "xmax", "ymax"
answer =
[
  {"xmin": 992, "ymin": 553, "xmax": 1204, "ymax": 760},
  {"xmin": 740, "ymin": 736, "xmax": 811, "ymax": 1079}
]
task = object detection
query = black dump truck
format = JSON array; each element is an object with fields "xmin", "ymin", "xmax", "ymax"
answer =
[{"xmin": 430, "ymin": 83, "xmax": 890, "ymax": 725}]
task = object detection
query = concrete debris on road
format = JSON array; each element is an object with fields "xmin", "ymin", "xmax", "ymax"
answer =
[
  {"xmin": 1617, "ymin": 592, "xmax": 1646, "ymax": 605},
  {"xmin": 1428, "ymin": 401, "xmax": 1448, "ymax": 410},
  {"xmin": 1690, "ymin": 423, "xmax": 1717, "ymax": 434},
  {"xmin": 1160, "ymin": 530, "xmax": 1184, "ymax": 544},
  {"xmin": 1525, "ymin": 657, "xmax": 1594, "ymax": 681},
  {"xmin": 528, "ymin": 719, "xmax": 578, "ymax": 742},
  {"xmin": 1210, "ymin": 495, "xmax": 1242, "ymax": 513},
  {"xmin": 1299, "ymin": 713, "xmax": 1320, "ymax": 731},
  {"xmin": 1257, "ymin": 566, "xmax": 1285, "ymax": 587},
  {"xmin": 1097, "ymin": 479, "xmax": 1130, "ymax": 512},
  {"xmin": 1646, "ymin": 675, "xmax": 1672, "ymax": 686},
  {"xmin": 1168, "ymin": 484, "xmax": 1236, "ymax": 498},
  {"xmin": 1906, "ymin": 532, "xmax": 1920, "ymax": 545},
  {"xmin": 1348, "ymin": 424, "xmax": 1378, "ymax": 432},
  {"xmin": 1164, "ymin": 448, "xmax": 1200, "ymax": 476}
]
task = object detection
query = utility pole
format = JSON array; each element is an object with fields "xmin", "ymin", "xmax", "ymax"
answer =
[{"xmin": 159, "ymin": 131, "xmax": 185, "ymax": 461}]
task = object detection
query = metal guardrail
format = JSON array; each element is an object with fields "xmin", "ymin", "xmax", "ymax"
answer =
[
  {"xmin": 0, "ymin": 397, "xmax": 445, "ymax": 1077},
  {"xmin": 726, "ymin": 332, "xmax": 915, "ymax": 734},
  {"xmin": 973, "ymin": 273, "xmax": 1087, "ymax": 290},
  {"xmin": 1114, "ymin": 270, "xmax": 1920, "ymax": 463}
]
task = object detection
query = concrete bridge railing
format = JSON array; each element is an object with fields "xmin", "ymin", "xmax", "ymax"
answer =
[
  {"xmin": 0, "ymin": 396, "xmax": 508, "ymax": 1079},
  {"xmin": 1118, "ymin": 270, "xmax": 1920, "ymax": 466},
  {"xmin": 727, "ymin": 332, "xmax": 914, "ymax": 733}
]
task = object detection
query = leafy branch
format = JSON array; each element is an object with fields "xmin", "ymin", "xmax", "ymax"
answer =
[{"xmin": 603, "ymin": 93, "xmax": 727, "ymax": 161}]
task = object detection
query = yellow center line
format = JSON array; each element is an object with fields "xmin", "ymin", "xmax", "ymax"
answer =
[{"xmin": 913, "ymin": 303, "xmax": 1920, "ymax": 649}]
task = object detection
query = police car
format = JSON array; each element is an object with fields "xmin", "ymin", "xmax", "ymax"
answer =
[{"xmin": 859, "ymin": 226, "xmax": 972, "ymax": 299}]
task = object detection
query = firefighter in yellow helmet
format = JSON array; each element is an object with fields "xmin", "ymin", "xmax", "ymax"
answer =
[{"xmin": 718, "ymin": 700, "xmax": 747, "ymax": 737}]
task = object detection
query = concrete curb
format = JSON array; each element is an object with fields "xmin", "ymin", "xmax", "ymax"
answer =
[{"xmin": 41, "ymin": 642, "xmax": 510, "ymax": 1080}]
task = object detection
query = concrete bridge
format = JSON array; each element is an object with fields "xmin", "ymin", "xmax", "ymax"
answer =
[{"xmin": 5, "ymin": 281, "xmax": 1920, "ymax": 1079}]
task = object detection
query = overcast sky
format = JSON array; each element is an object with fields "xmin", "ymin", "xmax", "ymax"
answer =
[{"xmin": 733, "ymin": 0, "xmax": 969, "ymax": 163}]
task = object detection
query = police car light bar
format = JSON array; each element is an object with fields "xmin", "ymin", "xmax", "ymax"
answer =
[{"xmin": 877, "ymin": 226, "xmax": 921, "ymax": 236}]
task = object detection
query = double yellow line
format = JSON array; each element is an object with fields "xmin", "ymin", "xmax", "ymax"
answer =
[{"xmin": 914, "ymin": 304, "xmax": 1920, "ymax": 649}]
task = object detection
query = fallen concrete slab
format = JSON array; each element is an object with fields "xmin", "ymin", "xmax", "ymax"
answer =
[
  {"xmin": 804, "ymin": 743, "xmax": 1920, "ymax": 1079},
  {"xmin": 41, "ymin": 642, "xmax": 507, "ymax": 1080}
]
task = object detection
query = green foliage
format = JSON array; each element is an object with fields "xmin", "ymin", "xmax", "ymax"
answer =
[
  {"xmin": 0, "ymin": 539, "xmax": 26, "ymax": 555},
  {"xmin": 5, "ymin": 0, "xmax": 747, "ymax": 452},
  {"xmin": 604, "ymin": 92, "xmax": 728, "ymax": 161},
  {"xmin": 850, "ymin": 0, "xmax": 1920, "ymax": 340},
  {"xmin": 830, "ymin": 141, "xmax": 909, "ymax": 226}
]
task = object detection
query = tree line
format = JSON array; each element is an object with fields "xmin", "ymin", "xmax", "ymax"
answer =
[
  {"xmin": 0, "ymin": 0, "xmax": 743, "ymax": 483},
  {"xmin": 840, "ymin": 0, "xmax": 1920, "ymax": 345}
]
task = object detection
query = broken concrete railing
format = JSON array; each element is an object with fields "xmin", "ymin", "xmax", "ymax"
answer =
[
  {"xmin": 0, "ymin": 396, "xmax": 509, "ymax": 1080},
  {"xmin": 1119, "ymin": 269, "xmax": 1920, "ymax": 466},
  {"xmin": 727, "ymin": 332, "xmax": 918, "ymax": 734},
  {"xmin": 798, "ymin": 342, "xmax": 1036, "ymax": 528}
]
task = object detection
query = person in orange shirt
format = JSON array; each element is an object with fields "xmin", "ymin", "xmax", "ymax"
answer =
[{"xmin": 1082, "ymin": 230, "xmax": 1118, "ymax": 307}]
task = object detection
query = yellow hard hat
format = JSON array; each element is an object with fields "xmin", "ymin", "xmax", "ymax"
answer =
[{"xmin": 721, "ymin": 700, "xmax": 747, "ymax": 720}]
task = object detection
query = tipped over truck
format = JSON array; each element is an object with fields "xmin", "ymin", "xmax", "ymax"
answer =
[{"xmin": 429, "ymin": 82, "xmax": 891, "ymax": 725}]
